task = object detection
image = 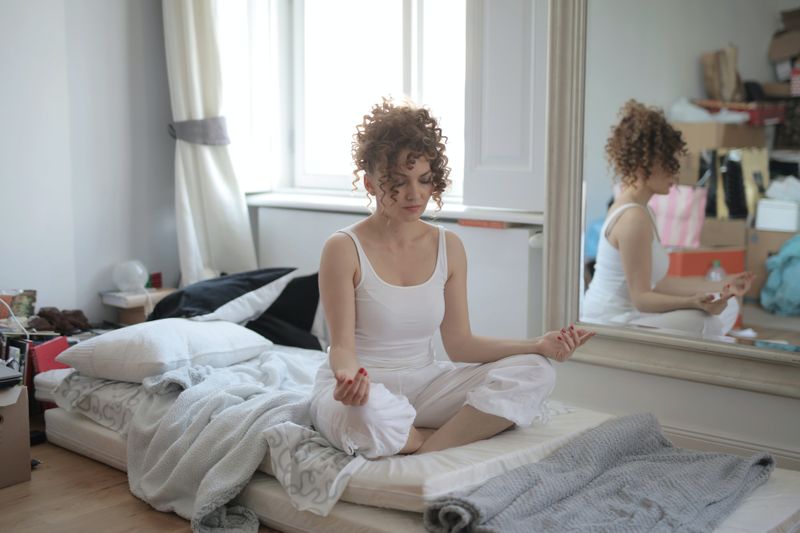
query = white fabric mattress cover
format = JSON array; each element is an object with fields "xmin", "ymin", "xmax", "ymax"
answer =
[
  {"xmin": 44, "ymin": 407, "xmax": 800, "ymax": 532},
  {"xmin": 35, "ymin": 368, "xmax": 143, "ymax": 434},
  {"xmin": 33, "ymin": 368, "xmax": 74, "ymax": 401},
  {"xmin": 259, "ymin": 406, "xmax": 614, "ymax": 511}
]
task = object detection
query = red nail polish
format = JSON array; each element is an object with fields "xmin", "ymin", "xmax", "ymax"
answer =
[
  {"xmin": 347, "ymin": 380, "xmax": 353, "ymax": 385},
  {"xmin": 557, "ymin": 336, "xmax": 562, "ymax": 341},
  {"xmin": 358, "ymin": 368, "xmax": 366, "ymax": 374},
  {"xmin": 570, "ymin": 325, "xmax": 574, "ymax": 330}
]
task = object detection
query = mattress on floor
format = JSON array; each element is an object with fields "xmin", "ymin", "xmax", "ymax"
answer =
[
  {"xmin": 33, "ymin": 367, "xmax": 74, "ymax": 401},
  {"xmin": 35, "ymin": 368, "xmax": 144, "ymax": 433},
  {"xmin": 45, "ymin": 403, "xmax": 613, "ymax": 511},
  {"xmin": 44, "ymin": 407, "xmax": 800, "ymax": 533},
  {"xmin": 237, "ymin": 470, "xmax": 800, "ymax": 533},
  {"xmin": 258, "ymin": 406, "xmax": 614, "ymax": 511}
]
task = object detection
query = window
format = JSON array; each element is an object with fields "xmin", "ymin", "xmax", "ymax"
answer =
[
  {"xmin": 219, "ymin": 0, "xmax": 466, "ymax": 196},
  {"xmin": 296, "ymin": 0, "xmax": 465, "ymax": 195}
]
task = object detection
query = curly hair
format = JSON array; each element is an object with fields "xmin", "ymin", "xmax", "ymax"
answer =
[
  {"xmin": 605, "ymin": 100, "xmax": 687, "ymax": 187},
  {"xmin": 352, "ymin": 98, "xmax": 451, "ymax": 210}
]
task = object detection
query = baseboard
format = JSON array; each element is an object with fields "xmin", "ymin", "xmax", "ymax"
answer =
[{"xmin": 663, "ymin": 424, "xmax": 800, "ymax": 471}]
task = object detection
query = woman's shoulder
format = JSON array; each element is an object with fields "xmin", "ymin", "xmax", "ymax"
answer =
[
  {"xmin": 607, "ymin": 205, "xmax": 654, "ymax": 246},
  {"xmin": 321, "ymin": 231, "xmax": 359, "ymax": 266},
  {"xmin": 607, "ymin": 202, "xmax": 651, "ymax": 226}
]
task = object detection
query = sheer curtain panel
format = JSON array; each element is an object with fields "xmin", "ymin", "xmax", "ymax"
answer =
[{"xmin": 162, "ymin": 0, "xmax": 257, "ymax": 286}]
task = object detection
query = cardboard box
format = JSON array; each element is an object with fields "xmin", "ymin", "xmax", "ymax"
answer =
[
  {"xmin": 762, "ymin": 81, "xmax": 791, "ymax": 98},
  {"xmin": 770, "ymin": 30, "xmax": 800, "ymax": 81},
  {"xmin": 755, "ymin": 198, "xmax": 800, "ymax": 232},
  {"xmin": 0, "ymin": 386, "xmax": 31, "ymax": 489},
  {"xmin": 770, "ymin": 30, "xmax": 800, "ymax": 63},
  {"xmin": 700, "ymin": 218, "xmax": 747, "ymax": 247},
  {"xmin": 782, "ymin": 8, "xmax": 800, "ymax": 31},
  {"xmin": 118, "ymin": 307, "xmax": 147, "ymax": 325},
  {"xmin": 745, "ymin": 229, "xmax": 795, "ymax": 299},
  {"xmin": 672, "ymin": 122, "xmax": 766, "ymax": 185},
  {"xmin": 667, "ymin": 246, "xmax": 745, "ymax": 277}
]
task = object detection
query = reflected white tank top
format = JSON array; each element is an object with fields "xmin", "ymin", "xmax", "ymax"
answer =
[
  {"xmin": 338, "ymin": 225, "xmax": 447, "ymax": 370},
  {"xmin": 582, "ymin": 203, "xmax": 670, "ymax": 320}
]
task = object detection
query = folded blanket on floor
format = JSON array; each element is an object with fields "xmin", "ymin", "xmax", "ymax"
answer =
[
  {"xmin": 127, "ymin": 346, "xmax": 365, "ymax": 533},
  {"xmin": 424, "ymin": 413, "xmax": 774, "ymax": 533}
]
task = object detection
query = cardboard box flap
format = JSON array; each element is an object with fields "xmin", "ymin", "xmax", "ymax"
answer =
[
  {"xmin": 673, "ymin": 122, "xmax": 766, "ymax": 150},
  {"xmin": 0, "ymin": 385, "xmax": 22, "ymax": 407},
  {"xmin": 782, "ymin": 8, "xmax": 800, "ymax": 31},
  {"xmin": 769, "ymin": 30, "xmax": 800, "ymax": 62}
]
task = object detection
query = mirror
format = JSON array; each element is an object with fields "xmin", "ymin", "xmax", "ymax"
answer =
[{"xmin": 579, "ymin": 1, "xmax": 800, "ymax": 356}]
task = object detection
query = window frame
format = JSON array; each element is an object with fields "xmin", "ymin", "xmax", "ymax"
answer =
[{"xmin": 289, "ymin": 0, "xmax": 463, "ymax": 193}]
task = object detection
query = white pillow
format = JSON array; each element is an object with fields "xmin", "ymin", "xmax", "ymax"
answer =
[{"xmin": 56, "ymin": 318, "xmax": 272, "ymax": 383}]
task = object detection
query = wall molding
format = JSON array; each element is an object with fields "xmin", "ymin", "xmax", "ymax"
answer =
[{"xmin": 663, "ymin": 424, "xmax": 800, "ymax": 472}]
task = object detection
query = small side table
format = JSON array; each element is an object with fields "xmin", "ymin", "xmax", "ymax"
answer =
[{"xmin": 100, "ymin": 288, "xmax": 176, "ymax": 325}]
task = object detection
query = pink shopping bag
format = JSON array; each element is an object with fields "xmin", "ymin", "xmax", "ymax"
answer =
[{"xmin": 647, "ymin": 185, "xmax": 708, "ymax": 248}]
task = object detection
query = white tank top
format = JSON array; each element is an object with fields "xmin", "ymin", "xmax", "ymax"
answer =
[
  {"xmin": 338, "ymin": 224, "xmax": 447, "ymax": 370},
  {"xmin": 582, "ymin": 203, "xmax": 670, "ymax": 321}
]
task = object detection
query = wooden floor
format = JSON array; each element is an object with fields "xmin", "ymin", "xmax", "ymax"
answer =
[{"xmin": 0, "ymin": 442, "xmax": 280, "ymax": 533}]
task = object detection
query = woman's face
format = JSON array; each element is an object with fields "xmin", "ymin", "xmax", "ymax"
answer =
[
  {"xmin": 368, "ymin": 150, "xmax": 434, "ymax": 221},
  {"xmin": 639, "ymin": 161, "xmax": 676, "ymax": 195}
]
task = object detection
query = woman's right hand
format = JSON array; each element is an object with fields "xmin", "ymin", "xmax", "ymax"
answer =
[
  {"xmin": 333, "ymin": 367, "xmax": 370, "ymax": 406},
  {"xmin": 691, "ymin": 291, "xmax": 734, "ymax": 315}
]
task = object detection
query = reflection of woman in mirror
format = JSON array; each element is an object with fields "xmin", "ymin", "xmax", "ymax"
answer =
[{"xmin": 582, "ymin": 100, "xmax": 754, "ymax": 338}]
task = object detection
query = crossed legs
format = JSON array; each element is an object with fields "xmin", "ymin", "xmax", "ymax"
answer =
[{"xmin": 410, "ymin": 406, "xmax": 513, "ymax": 454}]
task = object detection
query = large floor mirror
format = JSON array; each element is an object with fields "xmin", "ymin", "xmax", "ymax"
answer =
[{"xmin": 546, "ymin": 0, "xmax": 800, "ymax": 398}]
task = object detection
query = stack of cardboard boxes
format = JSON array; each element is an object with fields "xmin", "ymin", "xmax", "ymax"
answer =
[
  {"xmin": 667, "ymin": 122, "xmax": 763, "ymax": 293},
  {"xmin": 668, "ymin": 121, "xmax": 798, "ymax": 307}
]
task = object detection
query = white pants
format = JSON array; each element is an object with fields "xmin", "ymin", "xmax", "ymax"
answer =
[
  {"xmin": 628, "ymin": 296, "xmax": 740, "ymax": 339},
  {"xmin": 309, "ymin": 354, "xmax": 556, "ymax": 459}
]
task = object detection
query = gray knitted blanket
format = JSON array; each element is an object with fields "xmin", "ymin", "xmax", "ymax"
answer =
[{"xmin": 424, "ymin": 413, "xmax": 773, "ymax": 533}]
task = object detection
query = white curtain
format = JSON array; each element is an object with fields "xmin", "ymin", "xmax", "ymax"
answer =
[{"xmin": 162, "ymin": 0, "xmax": 258, "ymax": 286}]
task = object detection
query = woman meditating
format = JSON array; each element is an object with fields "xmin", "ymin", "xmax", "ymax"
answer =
[
  {"xmin": 309, "ymin": 99, "xmax": 594, "ymax": 458},
  {"xmin": 581, "ymin": 100, "xmax": 754, "ymax": 338}
]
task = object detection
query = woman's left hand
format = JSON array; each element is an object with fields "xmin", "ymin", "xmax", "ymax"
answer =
[
  {"xmin": 724, "ymin": 272, "xmax": 755, "ymax": 298},
  {"xmin": 536, "ymin": 325, "xmax": 595, "ymax": 362}
]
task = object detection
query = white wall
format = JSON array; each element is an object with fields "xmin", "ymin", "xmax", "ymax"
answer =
[
  {"xmin": 0, "ymin": 0, "xmax": 178, "ymax": 322},
  {"xmin": 583, "ymin": 0, "xmax": 798, "ymax": 224},
  {"xmin": 552, "ymin": 361, "xmax": 800, "ymax": 467}
]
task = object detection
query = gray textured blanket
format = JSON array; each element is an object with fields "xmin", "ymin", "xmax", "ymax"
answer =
[{"xmin": 424, "ymin": 413, "xmax": 774, "ymax": 533}]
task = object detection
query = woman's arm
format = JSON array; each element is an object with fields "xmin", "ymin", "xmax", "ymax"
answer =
[
  {"xmin": 319, "ymin": 234, "xmax": 369, "ymax": 405},
  {"xmin": 655, "ymin": 272, "xmax": 755, "ymax": 298},
  {"xmin": 654, "ymin": 276, "xmax": 723, "ymax": 296},
  {"xmin": 439, "ymin": 232, "xmax": 591, "ymax": 364},
  {"xmin": 614, "ymin": 209, "xmax": 730, "ymax": 314}
]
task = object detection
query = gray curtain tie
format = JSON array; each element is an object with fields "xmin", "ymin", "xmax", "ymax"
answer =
[{"xmin": 168, "ymin": 116, "xmax": 230, "ymax": 145}]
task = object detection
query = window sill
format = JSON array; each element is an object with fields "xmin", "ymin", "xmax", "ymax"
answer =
[{"xmin": 246, "ymin": 191, "xmax": 544, "ymax": 226}]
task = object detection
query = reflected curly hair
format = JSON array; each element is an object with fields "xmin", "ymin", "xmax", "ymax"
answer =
[
  {"xmin": 606, "ymin": 100, "xmax": 686, "ymax": 187},
  {"xmin": 352, "ymin": 98, "xmax": 451, "ymax": 209}
]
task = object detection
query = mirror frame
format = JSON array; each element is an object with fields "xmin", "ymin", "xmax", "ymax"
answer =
[{"xmin": 543, "ymin": 0, "xmax": 800, "ymax": 399}]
